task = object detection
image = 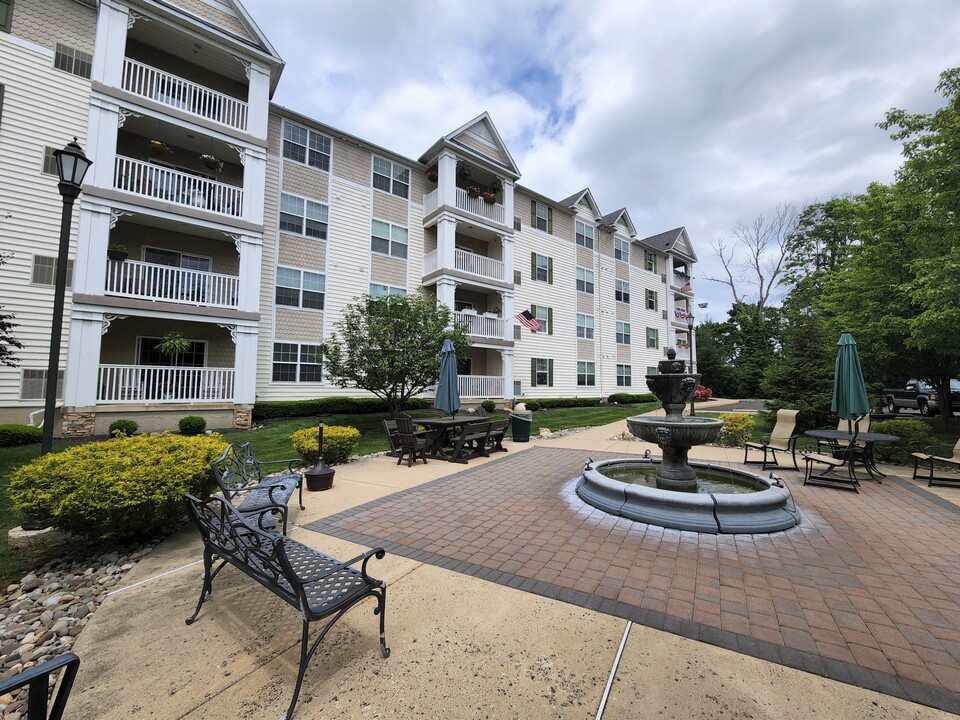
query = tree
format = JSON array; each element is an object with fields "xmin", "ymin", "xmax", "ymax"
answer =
[
  {"xmin": 0, "ymin": 253, "xmax": 23, "ymax": 367},
  {"xmin": 318, "ymin": 293, "xmax": 469, "ymax": 418}
]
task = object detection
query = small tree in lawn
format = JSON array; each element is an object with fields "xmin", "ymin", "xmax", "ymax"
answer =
[
  {"xmin": 0, "ymin": 253, "xmax": 24, "ymax": 367},
  {"xmin": 318, "ymin": 293, "xmax": 469, "ymax": 418}
]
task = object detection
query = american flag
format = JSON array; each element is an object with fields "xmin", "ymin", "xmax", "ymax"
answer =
[
  {"xmin": 698, "ymin": 302, "xmax": 708, "ymax": 308},
  {"xmin": 516, "ymin": 310, "xmax": 542, "ymax": 332},
  {"xmin": 680, "ymin": 282, "xmax": 693, "ymax": 293}
]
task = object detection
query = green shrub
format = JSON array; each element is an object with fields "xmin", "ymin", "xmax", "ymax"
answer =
[
  {"xmin": 525, "ymin": 401, "xmax": 541, "ymax": 411},
  {"xmin": 108, "ymin": 418, "xmax": 138, "ymax": 438},
  {"xmin": 870, "ymin": 419, "xmax": 938, "ymax": 464},
  {"xmin": 290, "ymin": 425, "xmax": 360, "ymax": 465},
  {"xmin": 720, "ymin": 413, "xmax": 754, "ymax": 447},
  {"xmin": 7, "ymin": 433, "xmax": 227, "ymax": 540},
  {"xmin": 178, "ymin": 415, "xmax": 206, "ymax": 436},
  {"xmin": 481, "ymin": 399, "xmax": 496, "ymax": 413},
  {"xmin": 0, "ymin": 424, "xmax": 42, "ymax": 446},
  {"xmin": 531, "ymin": 397, "xmax": 601, "ymax": 409},
  {"xmin": 607, "ymin": 393, "xmax": 657, "ymax": 405},
  {"xmin": 253, "ymin": 396, "xmax": 429, "ymax": 421}
]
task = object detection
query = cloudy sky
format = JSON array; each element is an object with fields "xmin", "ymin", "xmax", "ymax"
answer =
[{"xmin": 241, "ymin": 0, "xmax": 959, "ymax": 319}]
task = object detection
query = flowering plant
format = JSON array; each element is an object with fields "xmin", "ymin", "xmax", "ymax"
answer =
[
  {"xmin": 199, "ymin": 154, "xmax": 223, "ymax": 173},
  {"xmin": 693, "ymin": 386, "xmax": 713, "ymax": 402},
  {"xmin": 425, "ymin": 168, "xmax": 439, "ymax": 183},
  {"xmin": 466, "ymin": 185, "xmax": 482, "ymax": 198},
  {"xmin": 146, "ymin": 139, "xmax": 173, "ymax": 155},
  {"xmin": 481, "ymin": 191, "xmax": 496, "ymax": 204}
]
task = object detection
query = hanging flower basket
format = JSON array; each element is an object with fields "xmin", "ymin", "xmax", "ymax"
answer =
[
  {"xmin": 146, "ymin": 139, "xmax": 173, "ymax": 156},
  {"xmin": 425, "ymin": 168, "xmax": 439, "ymax": 183},
  {"xmin": 482, "ymin": 191, "xmax": 496, "ymax": 204},
  {"xmin": 467, "ymin": 185, "xmax": 482, "ymax": 198},
  {"xmin": 199, "ymin": 154, "xmax": 223, "ymax": 172}
]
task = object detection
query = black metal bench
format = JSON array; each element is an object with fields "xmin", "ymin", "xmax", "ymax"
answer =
[
  {"xmin": 211, "ymin": 442, "xmax": 303, "ymax": 534},
  {"xmin": 183, "ymin": 494, "xmax": 389, "ymax": 720},
  {"xmin": 0, "ymin": 652, "xmax": 80, "ymax": 720}
]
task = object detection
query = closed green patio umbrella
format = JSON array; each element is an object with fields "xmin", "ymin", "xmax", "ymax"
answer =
[
  {"xmin": 831, "ymin": 332, "xmax": 872, "ymax": 432},
  {"xmin": 433, "ymin": 338, "xmax": 461, "ymax": 417}
]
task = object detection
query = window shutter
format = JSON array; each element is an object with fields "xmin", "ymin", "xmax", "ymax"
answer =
[
  {"xmin": 548, "ymin": 359, "xmax": 554, "ymax": 387},
  {"xmin": 530, "ymin": 252, "xmax": 536, "ymax": 279},
  {"xmin": 547, "ymin": 208, "xmax": 553, "ymax": 234},
  {"xmin": 547, "ymin": 307, "xmax": 553, "ymax": 335},
  {"xmin": 547, "ymin": 257, "xmax": 553, "ymax": 284},
  {"xmin": 0, "ymin": 0, "xmax": 11, "ymax": 32},
  {"xmin": 530, "ymin": 199, "xmax": 536, "ymax": 226},
  {"xmin": 531, "ymin": 358, "xmax": 537, "ymax": 387}
]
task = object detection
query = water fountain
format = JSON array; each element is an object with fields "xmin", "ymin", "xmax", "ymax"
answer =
[{"xmin": 577, "ymin": 350, "xmax": 800, "ymax": 534}]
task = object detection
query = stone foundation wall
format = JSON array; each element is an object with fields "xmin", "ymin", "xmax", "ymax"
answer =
[
  {"xmin": 233, "ymin": 406, "xmax": 253, "ymax": 429},
  {"xmin": 62, "ymin": 411, "xmax": 95, "ymax": 438}
]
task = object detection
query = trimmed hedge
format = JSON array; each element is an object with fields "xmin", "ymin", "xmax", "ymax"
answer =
[
  {"xmin": 870, "ymin": 419, "xmax": 938, "ymax": 464},
  {"xmin": 607, "ymin": 393, "xmax": 657, "ymax": 405},
  {"xmin": 0, "ymin": 424, "xmax": 42, "ymax": 447},
  {"xmin": 253, "ymin": 396, "xmax": 430, "ymax": 421},
  {"xmin": 108, "ymin": 418, "xmax": 138, "ymax": 437},
  {"xmin": 7, "ymin": 433, "xmax": 227, "ymax": 541},
  {"xmin": 290, "ymin": 425, "xmax": 360, "ymax": 465},
  {"xmin": 522, "ymin": 397, "xmax": 602, "ymax": 410},
  {"xmin": 178, "ymin": 415, "xmax": 207, "ymax": 436},
  {"xmin": 481, "ymin": 399, "xmax": 496, "ymax": 413}
]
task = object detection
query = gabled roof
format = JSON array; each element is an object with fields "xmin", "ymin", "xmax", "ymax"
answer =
[
  {"xmin": 418, "ymin": 112, "xmax": 521, "ymax": 179},
  {"xmin": 559, "ymin": 189, "xmax": 601, "ymax": 218},
  {"xmin": 638, "ymin": 226, "xmax": 698, "ymax": 262},
  {"xmin": 597, "ymin": 208, "xmax": 636, "ymax": 238}
]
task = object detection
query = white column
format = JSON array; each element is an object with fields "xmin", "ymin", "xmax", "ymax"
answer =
[
  {"xmin": 436, "ymin": 277, "xmax": 457, "ymax": 313},
  {"xmin": 436, "ymin": 215, "xmax": 457, "ymax": 271},
  {"xmin": 245, "ymin": 62, "xmax": 272, "ymax": 138},
  {"xmin": 501, "ymin": 290, "xmax": 514, "ymax": 342},
  {"xmin": 501, "ymin": 234, "xmax": 514, "ymax": 285},
  {"xmin": 239, "ymin": 146, "xmax": 266, "ymax": 225},
  {"xmin": 64, "ymin": 310, "xmax": 106, "ymax": 408},
  {"xmin": 86, "ymin": 98, "xmax": 122, "ymax": 191},
  {"xmin": 233, "ymin": 233, "xmax": 263, "ymax": 313},
  {"xmin": 502, "ymin": 348, "xmax": 515, "ymax": 400},
  {"xmin": 91, "ymin": 0, "xmax": 130, "ymax": 88},
  {"xmin": 73, "ymin": 202, "xmax": 112, "ymax": 296},
  {"xmin": 503, "ymin": 179, "xmax": 515, "ymax": 229},
  {"xmin": 437, "ymin": 152, "xmax": 458, "ymax": 209},
  {"xmin": 233, "ymin": 323, "xmax": 259, "ymax": 404}
]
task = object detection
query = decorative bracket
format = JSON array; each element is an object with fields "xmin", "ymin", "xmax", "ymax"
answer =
[
  {"xmin": 109, "ymin": 210, "xmax": 135, "ymax": 229},
  {"xmin": 224, "ymin": 233, "xmax": 243, "ymax": 252},
  {"xmin": 101, "ymin": 315, "xmax": 127, "ymax": 335},
  {"xmin": 226, "ymin": 144, "xmax": 246, "ymax": 166},
  {"xmin": 127, "ymin": 11, "xmax": 150, "ymax": 29},
  {"xmin": 234, "ymin": 57, "xmax": 253, "ymax": 78},
  {"xmin": 117, "ymin": 109, "xmax": 141, "ymax": 128},
  {"xmin": 218, "ymin": 324, "xmax": 238, "ymax": 343}
]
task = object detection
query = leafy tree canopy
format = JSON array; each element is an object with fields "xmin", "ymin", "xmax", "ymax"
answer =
[{"xmin": 0, "ymin": 253, "xmax": 23, "ymax": 368}]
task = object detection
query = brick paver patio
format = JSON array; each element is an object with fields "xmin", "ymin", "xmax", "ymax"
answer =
[{"xmin": 306, "ymin": 447, "xmax": 960, "ymax": 714}]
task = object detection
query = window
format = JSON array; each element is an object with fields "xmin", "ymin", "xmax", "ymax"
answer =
[
  {"xmin": 275, "ymin": 266, "xmax": 325, "ymax": 309},
  {"xmin": 531, "ymin": 252, "xmax": 552, "ymax": 283},
  {"xmin": 576, "ymin": 267, "xmax": 594, "ymax": 294},
  {"xmin": 646, "ymin": 327, "xmax": 659, "ymax": 349},
  {"xmin": 20, "ymin": 369, "xmax": 63, "ymax": 400},
  {"xmin": 370, "ymin": 283, "xmax": 406, "ymax": 297},
  {"xmin": 615, "ymin": 237, "xmax": 630, "ymax": 262},
  {"xmin": 138, "ymin": 336, "xmax": 205, "ymax": 367},
  {"xmin": 532, "ymin": 304, "xmax": 552, "ymax": 335},
  {"xmin": 531, "ymin": 358, "xmax": 553, "ymax": 387},
  {"xmin": 616, "ymin": 321, "xmax": 631, "ymax": 345},
  {"xmin": 282, "ymin": 122, "xmax": 331, "ymax": 171},
  {"xmin": 615, "ymin": 279, "xmax": 630, "ymax": 304},
  {"xmin": 645, "ymin": 250, "xmax": 657, "ymax": 273},
  {"xmin": 646, "ymin": 289, "xmax": 658, "ymax": 311},
  {"xmin": 530, "ymin": 200, "xmax": 552, "ymax": 233},
  {"xmin": 54, "ymin": 44, "xmax": 92, "ymax": 79},
  {"xmin": 576, "ymin": 221, "xmax": 594, "ymax": 249},
  {"xmin": 41, "ymin": 146, "xmax": 58, "ymax": 175},
  {"xmin": 371, "ymin": 219, "xmax": 408, "ymax": 259},
  {"xmin": 577, "ymin": 361, "xmax": 596, "ymax": 386},
  {"xmin": 617, "ymin": 364, "xmax": 632, "ymax": 387},
  {"xmin": 279, "ymin": 193, "xmax": 328, "ymax": 239},
  {"xmin": 514, "ymin": 270, "xmax": 522, "ymax": 285},
  {"xmin": 31, "ymin": 256, "xmax": 73, "ymax": 287},
  {"xmin": 576, "ymin": 313, "xmax": 594, "ymax": 339},
  {"xmin": 272, "ymin": 342, "xmax": 322, "ymax": 382},
  {"xmin": 647, "ymin": 366, "xmax": 659, "ymax": 376},
  {"xmin": 372, "ymin": 156, "xmax": 409, "ymax": 199},
  {"xmin": 0, "ymin": 1, "xmax": 11, "ymax": 32}
]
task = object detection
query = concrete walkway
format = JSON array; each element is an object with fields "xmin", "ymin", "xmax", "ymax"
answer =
[{"xmin": 67, "ymin": 408, "xmax": 960, "ymax": 719}]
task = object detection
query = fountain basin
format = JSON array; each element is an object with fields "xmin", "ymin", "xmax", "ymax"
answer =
[{"xmin": 577, "ymin": 457, "xmax": 800, "ymax": 534}]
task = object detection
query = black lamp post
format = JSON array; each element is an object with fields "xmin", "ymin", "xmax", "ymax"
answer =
[
  {"xmin": 687, "ymin": 312, "xmax": 696, "ymax": 417},
  {"xmin": 41, "ymin": 138, "xmax": 92, "ymax": 455}
]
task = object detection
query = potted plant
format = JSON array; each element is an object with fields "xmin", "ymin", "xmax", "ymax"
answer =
[
  {"xmin": 482, "ymin": 191, "xmax": 496, "ymax": 204},
  {"xmin": 467, "ymin": 185, "xmax": 482, "ymax": 198},
  {"xmin": 155, "ymin": 330, "xmax": 190, "ymax": 362},
  {"xmin": 107, "ymin": 243, "xmax": 128, "ymax": 262},
  {"xmin": 457, "ymin": 161, "xmax": 473, "ymax": 181},
  {"xmin": 145, "ymin": 139, "xmax": 173, "ymax": 156},
  {"xmin": 489, "ymin": 178, "xmax": 503, "ymax": 194},
  {"xmin": 425, "ymin": 167, "xmax": 439, "ymax": 183},
  {"xmin": 199, "ymin": 154, "xmax": 223, "ymax": 172}
]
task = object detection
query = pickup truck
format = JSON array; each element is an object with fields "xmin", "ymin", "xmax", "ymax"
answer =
[{"xmin": 883, "ymin": 378, "xmax": 960, "ymax": 416}]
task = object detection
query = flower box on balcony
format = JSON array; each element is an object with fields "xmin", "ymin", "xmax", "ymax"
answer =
[{"xmin": 466, "ymin": 185, "xmax": 482, "ymax": 198}]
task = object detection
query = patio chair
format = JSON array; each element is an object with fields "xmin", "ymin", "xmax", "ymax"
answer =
[
  {"xmin": 743, "ymin": 409, "xmax": 800, "ymax": 470},
  {"xmin": 382, "ymin": 419, "xmax": 400, "ymax": 457},
  {"xmin": 802, "ymin": 428, "xmax": 861, "ymax": 493},
  {"xmin": 911, "ymin": 438, "xmax": 960, "ymax": 487},
  {"xmin": 394, "ymin": 416, "xmax": 434, "ymax": 467},
  {"xmin": 816, "ymin": 414, "xmax": 871, "ymax": 454}
]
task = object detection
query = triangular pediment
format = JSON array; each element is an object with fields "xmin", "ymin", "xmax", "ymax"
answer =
[
  {"xmin": 599, "ymin": 208, "xmax": 636, "ymax": 238},
  {"xmin": 559, "ymin": 188, "xmax": 601, "ymax": 218},
  {"xmin": 638, "ymin": 226, "xmax": 698, "ymax": 262},
  {"xmin": 420, "ymin": 113, "xmax": 520, "ymax": 178}
]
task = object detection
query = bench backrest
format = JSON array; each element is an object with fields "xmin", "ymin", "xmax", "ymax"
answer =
[{"xmin": 211, "ymin": 442, "xmax": 263, "ymax": 500}]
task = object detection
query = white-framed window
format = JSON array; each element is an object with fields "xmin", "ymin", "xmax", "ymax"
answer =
[
  {"xmin": 577, "ymin": 361, "xmax": 596, "ymax": 386},
  {"xmin": 20, "ymin": 369, "xmax": 63, "ymax": 400},
  {"xmin": 370, "ymin": 283, "xmax": 406, "ymax": 297},
  {"xmin": 532, "ymin": 357, "xmax": 553, "ymax": 387},
  {"xmin": 532, "ymin": 304, "xmax": 552, "ymax": 335},
  {"xmin": 647, "ymin": 366, "xmax": 659, "ymax": 376},
  {"xmin": 275, "ymin": 266, "xmax": 325, "ymax": 310},
  {"xmin": 279, "ymin": 193, "xmax": 328, "ymax": 239},
  {"xmin": 532, "ymin": 252, "xmax": 551, "ymax": 283},
  {"xmin": 576, "ymin": 313, "xmax": 595, "ymax": 339},
  {"xmin": 645, "ymin": 250, "xmax": 657, "ymax": 273},
  {"xmin": 54, "ymin": 44, "xmax": 91, "ymax": 79},
  {"xmin": 646, "ymin": 327, "xmax": 659, "ymax": 349},
  {"xmin": 31, "ymin": 256, "xmax": 73, "ymax": 287},
  {"xmin": 576, "ymin": 220, "xmax": 594, "ymax": 249},
  {"xmin": 272, "ymin": 342, "xmax": 322, "ymax": 382},
  {"xmin": 615, "ymin": 237, "xmax": 630, "ymax": 262},
  {"xmin": 616, "ymin": 279, "xmax": 630, "ymax": 304},
  {"xmin": 616, "ymin": 321, "xmax": 631, "ymax": 345},
  {"xmin": 617, "ymin": 364, "xmax": 632, "ymax": 387},
  {"xmin": 531, "ymin": 200, "xmax": 552, "ymax": 233},
  {"xmin": 576, "ymin": 266, "xmax": 595, "ymax": 294},
  {"xmin": 371, "ymin": 219, "xmax": 408, "ymax": 259},
  {"xmin": 282, "ymin": 121, "xmax": 331, "ymax": 171},
  {"xmin": 646, "ymin": 289, "xmax": 658, "ymax": 311},
  {"xmin": 372, "ymin": 156, "xmax": 410, "ymax": 199}
]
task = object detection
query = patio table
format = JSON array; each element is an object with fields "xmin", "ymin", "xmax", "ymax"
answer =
[
  {"xmin": 415, "ymin": 416, "xmax": 488, "ymax": 460},
  {"xmin": 803, "ymin": 429, "xmax": 899, "ymax": 483}
]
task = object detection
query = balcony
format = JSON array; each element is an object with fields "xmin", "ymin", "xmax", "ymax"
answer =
[
  {"xmin": 105, "ymin": 259, "xmax": 239, "ymax": 309},
  {"xmin": 114, "ymin": 156, "xmax": 244, "ymax": 218},
  {"xmin": 98, "ymin": 365, "xmax": 235, "ymax": 403},
  {"xmin": 458, "ymin": 375, "xmax": 505, "ymax": 399},
  {"xmin": 423, "ymin": 249, "xmax": 505, "ymax": 283},
  {"xmin": 422, "ymin": 187, "xmax": 505, "ymax": 225},
  {"xmin": 673, "ymin": 273, "xmax": 692, "ymax": 290},
  {"xmin": 454, "ymin": 311, "xmax": 504, "ymax": 340},
  {"xmin": 122, "ymin": 58, "xmax": 249, "ymax": 132}
]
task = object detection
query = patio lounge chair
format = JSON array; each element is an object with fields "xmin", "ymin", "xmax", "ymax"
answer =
[
  {"xmin": 395, "ymin": 416, "xmax": 434, "ymax": 467},
  {"xmin": 743, "ymin": 409, "xmax": 800, "ymax": 470},
  {"xmin": 816, "ymin": 414, "xmax": 871, "ymax": 454},
  {"xmin": 802, "ymin": 428, "xmax": 861, "ymax": 493},
  {"xmin": 911, "ymin": 438, "xmax": 960, "ymax": 487}
]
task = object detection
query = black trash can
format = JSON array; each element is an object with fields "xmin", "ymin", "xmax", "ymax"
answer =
[{"xmin": 510, "ymin": 412, "xmax": 532, "ymax": 442}]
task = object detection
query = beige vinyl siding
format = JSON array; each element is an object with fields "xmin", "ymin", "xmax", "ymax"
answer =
[
  {"xmin": 617, "ymin": 345, "xmax": 632, "ymax": 364},
  {"xmin": 12, "ymin": 0, "xmax": 95, "ymax": 54},
  {"xmin": 267, "ymin": 114, "xmax": 283, "ymax": 155},
  {"xmin": 275, "ymin": 309, "xmax": 324, "ymax": 342},
  {"xmin": 282, "ymin": 161, "xmax": 329, "ymax": 202},
  {"xmin": 577, "ymin": 340, "xmax": 595, "ymax": 358},
  {"xmin": 616, "ymin": 303, "xmax": 631, "ymax": 322},
  {"xmin": 576, "ymin": 293, "xmax": 594, "ymax": 314},
  {"xmin": 598, "ymin": 232, "xmax": 615, "ymax": 258},
  {"xmin": 372, "ymin": 191, "xmax": 407, "ymax": 226},
  {"xmin": 370, "ymin": 255, "xmax": 406, "ymax": 287},
  {"xmin": 332, "ymin": 139, "xmax": 370, "ymax": 187},
  {"xmin": 278, "ymin": 234, "xmax": 326, "ymax": 269},
  {"xmin": 576, "ymin": 246, "xmax": 593, "ymax": 267},
  {"xmin": 453, "ymin": 131, "xmax": 507, "ymax": 165},
  {"xmin": 615, "ymin": 260, "xmax": 630, "ymax": 280},
  {"xmin": 255, "ymin": 148, "xmax": 283, "ymax": 394},
  {"xmin": 164, "ymin": 0, "xmax": 255, "ymax": 40}
]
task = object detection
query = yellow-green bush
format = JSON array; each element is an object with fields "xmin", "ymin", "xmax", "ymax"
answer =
[
  {"xmin": 290, "ymin": 425, "xmax": 360, "ymax": 465},
  {"xmin": 7, "ymin": 433, "xmax": 226, "ymax": 541},
  {"xmin": 720, "ymin": 413, "xmax": 754, "ymax": 447}
]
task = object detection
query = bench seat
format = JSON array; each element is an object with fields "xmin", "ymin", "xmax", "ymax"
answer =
[{"xmin": 211, "ymin": 442, "xmax": 303, "ymax": 533}]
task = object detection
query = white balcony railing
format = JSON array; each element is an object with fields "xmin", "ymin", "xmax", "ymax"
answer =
[
  {"xmin": 423, "ymin": 249, "xmax": 438, "ymax": 275},
  {"xmin": 458, "ymin": 375, "xmax": 505, "ymax": 399},
  {"xmin": 455, "ymin": 187, "xmax": 505, "ymax": 225},
  {"xmin": 455, "ymin": 248, "xmax": 504, "ymax": 282},
  {"xmin": 122, "ymin": 58, "xmax": 249, "ymax": 132},
  {"xmin": 105, "ymin": 259, "xmax": 239, "ymax": 309},
  {"xmin": 673, "ymin": 273, "xmax": 691, "ymax": 290},
  {"xmin": 115, "ymin": 156, "xmax": 243, "ymax": 218},
  {"xmin": 423, "ymin": 188, "xmax": 439, "ymax": 215},
  {"xmin": 454, "ymin": 311, "xmax": 504, "ymax": 339},
  {"xmin": 674, "ymin": 308, "xmax": 688, "ymax": 320},
  {"xmin": 98, "ymin": 365, "xmax": 235, "ymax": 403}
]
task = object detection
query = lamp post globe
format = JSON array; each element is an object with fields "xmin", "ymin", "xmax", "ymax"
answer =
[{"xmin": 41, "ymin": 138, "xmax": 91, "ymax": 455}]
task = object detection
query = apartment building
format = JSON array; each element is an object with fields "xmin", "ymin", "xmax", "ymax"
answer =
[{"xmin": 0, "ymin": 0, "xmax": 698, "ymax": 436}]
